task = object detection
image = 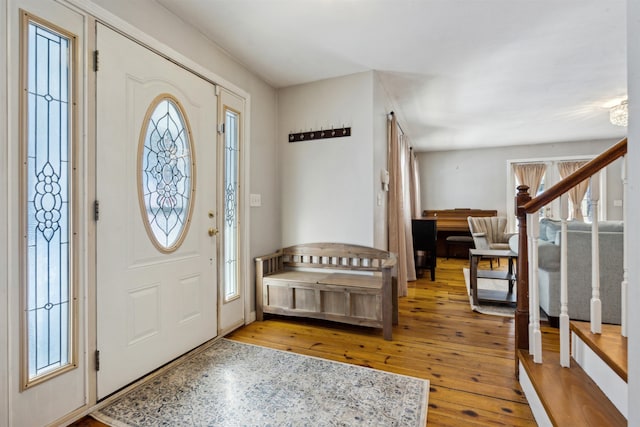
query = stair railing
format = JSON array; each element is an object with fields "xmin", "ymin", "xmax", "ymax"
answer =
[{"xmin": 515, "ymin": 138, "xmax": 627, "ymax": 369}]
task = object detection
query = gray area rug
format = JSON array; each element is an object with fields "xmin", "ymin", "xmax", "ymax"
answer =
[
  {"xmin": 462, "ymin": 267, "xmax": 516, "ymax": 317},
  {"xmin": 92, "ymin": 339, "xmax": 429, "ymax": 426}
]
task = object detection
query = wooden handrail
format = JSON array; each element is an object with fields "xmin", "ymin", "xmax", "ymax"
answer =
[
  {"xmin": 523, "ymin": 137, "xmax": 627, "ymax": 213},
  {"xmin": 513, "ymin": 137, "xmax": 627, "ymax": 376}
]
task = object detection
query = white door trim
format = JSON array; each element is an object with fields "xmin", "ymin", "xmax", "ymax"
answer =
[{"xmin": 1, "ymin": 0, "xmax": 9, "ymax": 424}]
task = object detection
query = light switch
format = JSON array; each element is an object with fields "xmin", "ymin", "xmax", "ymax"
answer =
[
  {"xmin": 250, "ymin": 193, "xmax": 262, "ymax": 207},
  {"xmin": 614, "ymin": 199, "xmax": 623, "ymax": 207}
]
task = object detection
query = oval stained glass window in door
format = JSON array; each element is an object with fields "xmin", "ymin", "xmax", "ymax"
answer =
[{"xmin": 138, "ymin": 95, "xmax": 196, "ymax": 252}]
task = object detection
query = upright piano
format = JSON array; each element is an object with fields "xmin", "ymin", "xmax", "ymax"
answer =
[{"xmin": 421, "ymin": 208, "xmax": 497, "ymax": 258}]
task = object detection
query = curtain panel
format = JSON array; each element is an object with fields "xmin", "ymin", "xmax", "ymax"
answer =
[
  {"xmin": 558, "ymin": 161, "xmax": 589, "ymax": 221},
  {"xmin": 388, "ymin": 114, "xmax": 416, "ymax": 296},
  {"xmin": 513, "ymin": 162, "xmax": 547, "ymax": 197}
]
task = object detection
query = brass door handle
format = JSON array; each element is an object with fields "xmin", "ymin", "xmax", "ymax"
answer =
[{"xmin": 208, "ymin": 228, "xmax": 218, "ymax": 236}]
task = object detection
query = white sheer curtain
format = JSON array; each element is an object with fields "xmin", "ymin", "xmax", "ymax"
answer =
[
  {"xmin": 558, "ymin": 161, "xmax": 589, "ymax": 221},
  {"xmin": 388, "ymin": 114, "xmax": 416, "ymax": 296}
]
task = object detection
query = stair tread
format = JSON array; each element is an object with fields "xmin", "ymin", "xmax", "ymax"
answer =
[
  {"xmin": 570, "ymin": 321, "xmax": 627, "ymax": 382},
  {"xmin": 518, "ymin": 349, "xmax": 626, "ymax": 426}
]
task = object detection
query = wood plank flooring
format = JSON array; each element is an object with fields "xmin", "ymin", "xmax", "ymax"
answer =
[{"xmin": 71, "ymin": 257, "xmax": 556, "ymax": 426}]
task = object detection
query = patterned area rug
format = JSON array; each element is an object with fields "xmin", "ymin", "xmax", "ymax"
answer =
[
  {"xmin": 462, "ymin": 267, "xmax": 516, "ymax": 317},
  {"xmin": 92, "ymin": 339, "xmax": 429, "ymax": 426}
]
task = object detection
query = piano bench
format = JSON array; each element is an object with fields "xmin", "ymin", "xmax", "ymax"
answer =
[{"xmin": 445, "ymin": 235, "xmax": 474, "ymax": 259}]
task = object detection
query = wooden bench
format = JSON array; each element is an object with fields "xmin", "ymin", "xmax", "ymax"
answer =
[{"xmin": 255, "ymin": 243, "xmax": 398, "ymax": 340}]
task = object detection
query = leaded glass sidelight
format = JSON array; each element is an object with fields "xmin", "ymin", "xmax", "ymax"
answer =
[
  {"xmin": 223, "ymin": 108, "xmax": 240, "ymax": 301},
  {"xmin": 138, "ymin": 96, "xmax": 195, "ymax": 252},
  {"xmin": 22, "ymin": 15, "xmax": 77, "ymax": 386}
]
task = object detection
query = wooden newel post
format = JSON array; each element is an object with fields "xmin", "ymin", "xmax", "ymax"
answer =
[{"xmin": 515, "ymin": 185, "xmax": 531, "ymax": 375}]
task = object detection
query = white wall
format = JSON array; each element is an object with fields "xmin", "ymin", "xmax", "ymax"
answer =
[
  {"xmin": 626, "ymin": 1, "xmax": 639, "ymax": 424},
  {"xmin": 417, "ymin": 138, "xmax": 624, "ymax": 219},
  {"xmin": 279, "ymin": 72, "xmax": 376, "ymax": 247},
  {"xmin": 90, "ymin": 0, "xmax": 280, "ymax": 309}
]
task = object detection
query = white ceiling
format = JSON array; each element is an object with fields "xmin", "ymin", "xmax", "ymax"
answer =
[{"xmin": 156, "ymin": 0, "xmax": 627, "ymax": 151}]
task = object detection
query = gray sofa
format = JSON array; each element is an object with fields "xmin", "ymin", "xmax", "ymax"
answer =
[{"xmin": 512, "ymin": 218, "xmax": 623, "ymax": 325}]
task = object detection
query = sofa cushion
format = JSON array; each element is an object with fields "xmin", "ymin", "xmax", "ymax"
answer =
[
  {"xmin": 540, "ymin": 218, "xmax": 561, "ymax": 243},
  {"xmin": 538, "ymin": 241, "xmax": 560, "ymax": 272},
  {"xmin": 540, "ymin": 219, "xmax": 624, "ymax": 243},
  {"xmin": 564, "ymin": 220, "xmax": 624, "ymax": 232}
]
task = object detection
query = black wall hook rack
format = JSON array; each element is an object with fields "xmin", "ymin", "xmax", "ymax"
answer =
[{"xmin": 288, "ymin": 127, "xmax": 351, "ymax": 143}]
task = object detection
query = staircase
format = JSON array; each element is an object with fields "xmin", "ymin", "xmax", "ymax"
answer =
[
  {"xmin": 518, "ymin": 321, "xmax": 627, "ymax": 426},
  {"xmin": 513, "ymin": 138, "xmax": 628, "ymax": 426}
]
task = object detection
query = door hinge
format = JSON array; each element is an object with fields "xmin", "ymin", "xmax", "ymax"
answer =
[
  {"xmin": 95, "ymin": 350, "xmax": 100, "ymax": 371},
  {"xmin": 217, "ymin": 123, "xmax": 225, "ymax": 134},
  {"xmin": 93, "ymin": 50, "xmax": 99, "ymax": 72},
  {"xmin": 94, "ymin": 200, "xmax": 100, "ymax": 221}
]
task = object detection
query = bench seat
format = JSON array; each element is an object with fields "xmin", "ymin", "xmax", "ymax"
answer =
[{"xmin": 256, "ymin": 243, "xmax": 397, "ymax": 340}]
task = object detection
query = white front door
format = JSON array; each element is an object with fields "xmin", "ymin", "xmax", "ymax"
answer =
[{"xmin": 96, "ymin": 24, "xmax": 218, "ymax": 399}]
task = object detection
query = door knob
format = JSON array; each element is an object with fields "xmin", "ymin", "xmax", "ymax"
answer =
[{"xmin": 208, "ymin": 227, "xmax": 218, "ymax": 236}]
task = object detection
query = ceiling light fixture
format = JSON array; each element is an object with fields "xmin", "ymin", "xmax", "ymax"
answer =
[{"xmin": 609, "ymin": 99, "xmax": 628, "ymax": 127}]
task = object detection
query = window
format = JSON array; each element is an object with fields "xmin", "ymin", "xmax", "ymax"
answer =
[
  {"xmin": 222, "ymin": 107, "xmax": 240, "ymax": 302},
  {"xmin": 21, "ymin": 13, "xmax": 77, "ymax": 388},
  {"xmin": 138, "ymin": 95, "xmax": 195, "ymax": 253},
  {"xmin": 507, "ymin": 157, "xmax": 605, "ymax": 232}
]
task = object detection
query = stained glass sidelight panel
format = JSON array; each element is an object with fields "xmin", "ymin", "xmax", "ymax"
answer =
[
  {"xmin": 139, "ymin": 97, "xmax": 194, "ymax": 252},
  {"xmin": 223, "ymin": 109, "xmax": 240, "ymax": 301},
  {"xmin": 24, "ymin": 19, "xmax": 74, "ymax": 382}
]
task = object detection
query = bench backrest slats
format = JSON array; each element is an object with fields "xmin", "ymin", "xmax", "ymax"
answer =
[{"xmin": 280, "ymin": 243, "xmax": 394, "ymax": 273}]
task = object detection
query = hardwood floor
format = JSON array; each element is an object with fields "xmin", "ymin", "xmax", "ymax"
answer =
[{"xmin": 72, "ymin": 257, "xmax": 559, "ymax": 426}]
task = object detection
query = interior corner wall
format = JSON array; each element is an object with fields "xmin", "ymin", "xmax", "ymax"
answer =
[
  {"xmin": 279, "ymin": 72, "xmax": 375, "ymax": 247},
  {"xmin": 626, "ymin": 1, "xmax": 639, "ymax": 424},
  {"xmin": 372, "ymin": 72, "xmax": 391, "ymax": 250},
  {"xmin": 417, "ymin": 138, "xmax": 623, "ymax": 218}
]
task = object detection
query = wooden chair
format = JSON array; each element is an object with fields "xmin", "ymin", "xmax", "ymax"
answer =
[{"xmin": 467, "ymin": 216, "xmax": 514, "ymax": 269}]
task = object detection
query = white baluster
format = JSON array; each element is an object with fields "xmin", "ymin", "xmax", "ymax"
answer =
[
  {"xmin": 621, "ymin": 156, "xmax": 628, "ymax": 337},
  {"xmin": 528, "ymin": 213, "xmax": 542, "ymax": 363},
  {"xmin": 590, "ymin": 173, "xmax": 602, "ymax": 334},
  {"xmin": 527, "ymin": 214, "xmax": 534, "ymax": 354},
  {"xmin": 559, "ymin": 194, "xmax": 570, "ymax": 367}
]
